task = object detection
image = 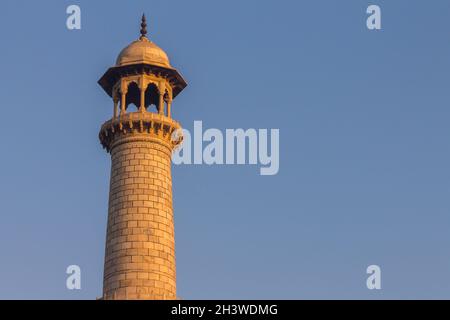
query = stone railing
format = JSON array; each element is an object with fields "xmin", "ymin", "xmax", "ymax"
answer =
[{"xmin": 99, "ymin": 112, "xmax": 183, "ymax": 152}]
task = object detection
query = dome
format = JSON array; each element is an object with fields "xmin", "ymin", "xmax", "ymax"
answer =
[
  {"xmin": 116, "ymin": 38, "xmax": 171, "ymax": 68},
  {"xmin": 99, "ymin": 15, "xmax": 187, "ymax": 99}
]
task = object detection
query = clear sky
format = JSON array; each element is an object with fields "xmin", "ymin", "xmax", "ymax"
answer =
[{"xmin": 1, "ymin": 0, "xmax": 450, "ymax": 299}]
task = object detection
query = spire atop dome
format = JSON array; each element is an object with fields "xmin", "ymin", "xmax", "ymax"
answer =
[{"xmin": 139, "ymin": 14, "xmax": 147, "ymax": 40}]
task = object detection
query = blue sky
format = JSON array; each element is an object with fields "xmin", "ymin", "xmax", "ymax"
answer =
[{"xmin": 1, "ymin": 0, "xmax": 450, "ymax": 299}]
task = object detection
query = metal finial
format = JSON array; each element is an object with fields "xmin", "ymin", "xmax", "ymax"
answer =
[{"xmin": 140, "ymin": 14, "xmax": 147, "ymax": 39}]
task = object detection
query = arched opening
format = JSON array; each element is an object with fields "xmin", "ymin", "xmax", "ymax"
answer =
[
  {"xmin": 144, "ymin": 83, "xmax": 160, "ymax": 113},
  {"xmin": 125, "ymin": 82, "xmax": 140, "ymax": 112}
]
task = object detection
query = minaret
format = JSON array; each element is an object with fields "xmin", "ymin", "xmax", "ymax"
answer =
[{"xmin": 98, "ymin": 15, "xmax": 186, "ymax": 300}]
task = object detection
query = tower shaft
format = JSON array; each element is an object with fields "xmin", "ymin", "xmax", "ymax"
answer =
[{"xmin": 100, "ymin": 114, "xmax": 181, "ymax": 300}]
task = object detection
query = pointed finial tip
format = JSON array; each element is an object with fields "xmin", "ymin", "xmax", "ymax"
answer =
[{"xmin": 140, "ymin": 13, "xmax": 148, "ymax": 40}]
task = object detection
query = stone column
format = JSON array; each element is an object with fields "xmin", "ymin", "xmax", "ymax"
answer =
[
  {"xmin": 158, "ymin": 92, "xmax": 165, "ymax": 115},
  {"xmin": 121, "ymin": 91, "xmax": 127, "ymax": 115},
  {"xmin": 113, "ymin": 96, "xmax": 119, "ymax": 119},
  {"xmin": 167, "ymin": 99, "xmax": 172, "ymax": 118},
  {"xmin": 139, "ymin": 78, "xmax": 146, "ymax": 113},
  {"xmin": 140, "ymin": 88, "xmax": 146, "ymax": 113}
]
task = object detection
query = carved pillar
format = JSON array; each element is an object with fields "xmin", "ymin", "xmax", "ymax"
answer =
[
  {"xmin": 121, "ymin": 91, "xmax": 127, "ymax": 115},
  {"xmin": 158, "ymin": 92, "xmax": 165, "ymax": 115},
  {"xmin": 140, "ymin": 87, "xmax": 146, "ymax": 113},
  {"xmin": 120, "ymin": 80, "xmax": 128, "ymax": 115},
  {"xmin": 167, "ymin": 99, "xmax": 172, "ymax": 118},
  {"xmin": 113, "ymin": 96, "xmax": 119, "ymax": 119},
  {"xmin": 158, "ymin": 82, "xmax": 166, "ymax": 115},
  {"xmin": 139, "ymin": 78, "xmax": 146, "ymax": 113}
]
